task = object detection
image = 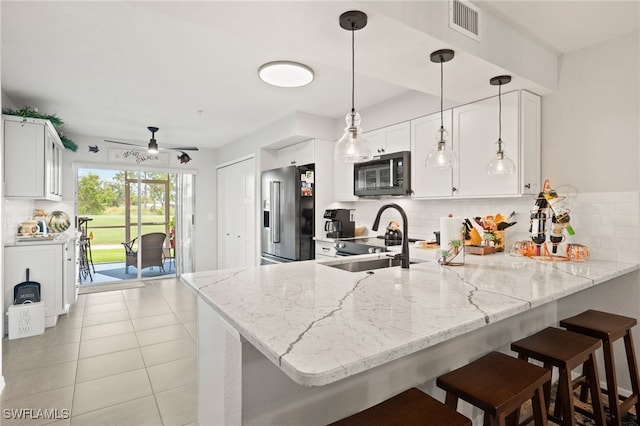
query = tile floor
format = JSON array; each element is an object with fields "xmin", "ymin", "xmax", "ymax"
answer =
[{"xmin": 1, "ymin": 278, "xmax": 199, "ymax": 426}]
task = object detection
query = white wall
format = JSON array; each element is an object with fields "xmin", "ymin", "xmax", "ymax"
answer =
[{"xmin": 542, "ymin": 31, "xmax": 639, "ymax": 192}]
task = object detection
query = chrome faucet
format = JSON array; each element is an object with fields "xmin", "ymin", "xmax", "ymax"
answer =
[{"xmin": 371, "ymin": 203, "xmax": 410, "ymax": 269}]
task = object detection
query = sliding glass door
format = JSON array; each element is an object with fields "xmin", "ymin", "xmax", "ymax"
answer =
[{"xmin": 76, "ymin": 167, "xmax": 193, "ymax": 284}]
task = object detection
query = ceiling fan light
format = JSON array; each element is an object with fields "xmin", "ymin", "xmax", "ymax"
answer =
[
  {"xmin": 148, "ymin": 139, "xmax": 158, "ymax": 154},
  {"xmin": 258, "ymin": 61, "xmax": 314, "ymax": 88}
]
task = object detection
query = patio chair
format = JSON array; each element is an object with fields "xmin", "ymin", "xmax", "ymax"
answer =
[{"xmin": 122, "ymin": 232, "xmax": 166, "ymax": 274}]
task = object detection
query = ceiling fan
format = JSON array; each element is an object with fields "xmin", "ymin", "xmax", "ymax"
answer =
[{"xmin": 104, "ymin": 126, "xmax": 199, "ymax": 154}]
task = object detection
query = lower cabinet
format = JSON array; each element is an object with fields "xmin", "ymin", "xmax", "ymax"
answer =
[{"xmin": 4, "ymin": 243, "xmax": 68, "ymax": 330}]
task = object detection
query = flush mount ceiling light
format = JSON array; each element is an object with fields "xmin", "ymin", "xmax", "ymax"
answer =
[
  {"xmin": 334, "ymin": 10, "xmax": 371, "ymax": 163},
  {"xmin": 426, "ymin": 48, "xmax": 456, "ymax": 169},
  {"xmin": 258, "ymin": 61, "xmax": 314, "ymax": 88},
  {"xmin": 486, "ymin": 75, "xmax": 516, "ymax": 175}
]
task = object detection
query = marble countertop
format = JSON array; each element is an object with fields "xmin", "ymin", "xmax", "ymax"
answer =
[{"xmin": 182, "ymin": 251, "xmax": 638, "ymax": 387}]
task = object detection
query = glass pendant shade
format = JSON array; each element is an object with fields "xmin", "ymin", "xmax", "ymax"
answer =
[
  {"xmin": 487, "ymin": 75, "xmax": 515, "ymax": 175},
  {"xmin": 334, "ymin": 111, "xmax": 371, "ymax": 162},
  {"xmin": 486, "ymin": 140, "xmax": 516, "ymax": 175},
  {"xmin": 426, "ymin": 127, "xmax": 456, "ymax": 168},
  {"xmin": 426, "ymin": 48, "xmax": 456, "ymax": 169}
]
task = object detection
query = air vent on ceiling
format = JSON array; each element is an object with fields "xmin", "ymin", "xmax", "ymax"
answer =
[{"xmin": 449, "ymin": 0, "xmax": 481, "ymax": 42}]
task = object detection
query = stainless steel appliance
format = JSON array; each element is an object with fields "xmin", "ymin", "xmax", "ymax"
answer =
[
  {"xmin": 261, "ymin": 164, "xmax": 315, "ymax": 264},
  {"xmin": 334, "ymin": 240, "xmax": 387, "ymax": 256},
  {"xmin": 353, "ymin": 151, "xmax": 411, "ymax": 197},
  {"xmin": 323, "ymin": 209, "xmax": 355, "ymax": 239}
]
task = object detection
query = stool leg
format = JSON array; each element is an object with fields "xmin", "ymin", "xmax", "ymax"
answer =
[
  {"xmin": 624, "ymin": 331, "xmax": 640, "ymax": 417},
  {"xmin": 585, "ymin": 354, "xmax": 606, "ymax": 426},
  {"xmin": 559, "ymin": 367, "xmax": 577, "ymax": 426},
  {"xmin": 445, "ymin": 391, "xmax": 459, "ymax": 410},
  {"xmin": 532, "ymin": 384, "xmax": 549, "ymax": 426},
  {"xmin": 602, "ymin": 338, "xmax": 621, "ymax": 425}
]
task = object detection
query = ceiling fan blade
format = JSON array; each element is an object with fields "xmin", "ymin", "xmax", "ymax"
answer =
[
  {"xmin": 162, "ymin": 146, "xmax": 199, "ymax": 151},
  {"xmin": 104, "ymin": 139, "xmax": 144, "ymax": 147}
]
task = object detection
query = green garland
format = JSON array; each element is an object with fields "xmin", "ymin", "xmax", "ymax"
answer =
[{"xmin": 2, "ymin": 106, "xmax": 78, "ymax": 151}]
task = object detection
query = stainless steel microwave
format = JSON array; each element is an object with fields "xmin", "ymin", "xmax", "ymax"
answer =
[{"xmin": 353, "ymin": 151, "xmax": 411, "ymax": 197}]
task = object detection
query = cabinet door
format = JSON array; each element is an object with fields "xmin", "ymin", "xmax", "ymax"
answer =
[
  {"xmin": 333, "ymin": 159, "xmax": 356, "ymax": 201},
  {"xmin": 365, "ymin": 122, "xmax": 410, "ymax": 156},
  {"xmin": 4, "ymin": 245, "xmax": 64, "ymax": 327},
  {"xmin": 277, "ymin": 140, "xmax": 314, "ymax": 167},
  {"xmin": 4, "ymin": 120, "xmax": 46, "ymax": 198},
  {"xmin": 411, "ymin": 111, "xmax": 454, "ymax": 197},
  {"xmin": 519, "ymin": 91, "xmax": 541, "ymax": 195},
  {"xmin": 453, "ymin": 91, "xmax": 519, "ymax": 197}
]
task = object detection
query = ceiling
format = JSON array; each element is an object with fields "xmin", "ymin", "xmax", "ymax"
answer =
[{"xmin": 2, "ymin": 1, "xmax": 638, "ymax": 151}]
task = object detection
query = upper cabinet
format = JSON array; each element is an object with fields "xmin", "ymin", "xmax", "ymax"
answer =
[
  {"xmin": 453, "ymin": 90, "xmax": 540, "ymax": 197},
  {"xmin": 411, "ymin": 110, "xmax": 454, "ymax": 197},
  {"xmin": 3, "ymin": 115, "xmax": 64, "ymax": 201},
  {"xmin": 410, "ymin": 90, "xmax": 540, "ymax": 199},
  {"xmin": 276, "ymin": 139, "xmax": 315, "ymax": 167},
  {"xmin": 365, "ymin": 122, "xmax": 410, "ymax": 156}
]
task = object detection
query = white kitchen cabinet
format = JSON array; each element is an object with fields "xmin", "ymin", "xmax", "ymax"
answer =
[
  {"xmin": 411, "ymin": 110, "xmax": 454, "ymax": 197},
  {"xmin": 3, "ymin": 115, "xmax": 64, "ymax": 200},
  {"xmin": 277, "ymin": 139, "xmax": 315, "ymax": 167},
  {"xmin": 4, "ymin": 243, "xmax": 67, "ymax": 330},
  {"xmin": 333, "ymin": 160, "xmax": 356, "ymax": 202},
  {"xmin": 452, "ymin": 90, "xmax": 540, "ymax": 197},
  {"xmin": 365, "ymin": 121, "xmax": 411, "ymax": 156}
]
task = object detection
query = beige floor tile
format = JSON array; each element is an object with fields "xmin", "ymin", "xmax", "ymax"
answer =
[
  {"xmin": 55, "ymin": 314, "xmax": 84, "ymax": 329},
  {"xmin": 173, "ymin": 308, "xmax": 197, "ymax": 323},
  {"xmin": 76, "ymin": 348, "xmax": 144, "ymax": 383},
  {"xmin": 72, "ymin": 368, "xmax": 152, "ymax": 416},
  {"xmin": 78, "ymin": 332, "xmax": 139, "ymax": 359},
  {"xmin": 82, "ymin": 301, "xmax": 128, "ymax": 316},
  {"xmin": 0, "ymin": 386, "xmax": 73, "ymax": 426},
  {"xmin": 3, "ymin": 342, "xmax": 79, "ymax": 369},
  {"xmin": 183, "ymin": 320, "xmax": 197, "ymax": 340},
  {"xmin": 3, "ymin": 326, "xmax": 81, "ymax": 354},
  {"xmin": 83, "ymin": 292, "xmax": 124, "ymax": 306},
  {"xmin": 131, "ymin": 312, "xmax": 180, "ymax": 331},
  {"xmin": 1, "ymin": 361, "xmax": 76, "ymax": 402},
  {"xmin": 127, "ymin": 303, "xmax": 173, "ymax": 319},
  {"xmin": 155, "ymin": 383, "xmax": 198, "ymax": 426},
  {"xmin": 140, "ymin": 337, "xmax": 196, "ymax": 367},
  {"xmin": 80, "ymin": 320, "xmax": 133, "ymax": 341},
  {"xmin": 70, "ymin": 395, "xmax": 161, "ymax": 426},
  {"xmin": 136, "ymin": 323, "xmax": 190, "ymax": 347},
  {"xmin": 82, "ymin": 310, "xmax": 130, "ymax": 327},
  {"xmin": 147, "ymin": 357, "xmax": 197, "ymax": 393}
]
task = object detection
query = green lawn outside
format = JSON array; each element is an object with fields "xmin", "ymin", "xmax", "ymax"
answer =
[{"xmin": 84, "ymin": 213, "xmax": 171, "ymax": 264}]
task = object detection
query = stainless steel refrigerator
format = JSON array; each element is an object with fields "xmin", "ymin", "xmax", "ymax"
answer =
[{"xmin": 261, "ymin": 164, "xmax": 314, "ymax": 264}]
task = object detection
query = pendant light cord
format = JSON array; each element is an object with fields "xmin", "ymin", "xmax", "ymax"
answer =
[
  {"xmin": 440, "ymin": 59, "xmax": 444, "ymax": 130},
  {"xmin": 351, "ymin": 25, "xmax": 355, "ymax": 116},
  {"xmin": 498, "ymin": 83, "xmax": 502, "ymax": 142}
]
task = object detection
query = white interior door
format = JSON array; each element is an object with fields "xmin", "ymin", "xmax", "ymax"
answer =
[{"xmin": 217, "ymin": 157, "xmax": 255, "ymax": 269}]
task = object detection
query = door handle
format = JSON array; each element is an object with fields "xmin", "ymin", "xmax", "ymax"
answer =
[{"xmin": 270, "ymin": 181, "xmax": 281, "ymax": 243}]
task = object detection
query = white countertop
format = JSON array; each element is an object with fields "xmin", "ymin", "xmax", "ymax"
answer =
[
  {"xmin": 181, "ymin": 251, "xmax": 638, "ymax": 387},
  {"xmin": 5, "ymin": 233, "xmax": 72, "ymax": 246}
]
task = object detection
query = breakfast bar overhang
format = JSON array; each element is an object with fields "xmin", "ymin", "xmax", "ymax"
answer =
[{"xmin": 182, "ymin": 253, "xmax": 639, "ymax": 425}]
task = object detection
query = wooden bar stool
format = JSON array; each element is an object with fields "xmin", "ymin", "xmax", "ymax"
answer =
[
  {"xmin": 511, "ymin": 327, "xmax": 606, "ymax": 426},
  {"xmin": 560, "ymin": 310, "xmax": 640, "ymax": 425},
  {"xmin": 328, "ymin": 387, "xmax": 472, "ymax": 426},
  {"xmin": 436, "ymin": 351, "xmax": 551, "ymax": 426}
]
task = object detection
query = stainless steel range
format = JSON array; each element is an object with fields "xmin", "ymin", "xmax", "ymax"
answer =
[{"xmin": 334, "ymin": 240, "xmax": 387, "ymax": 256}]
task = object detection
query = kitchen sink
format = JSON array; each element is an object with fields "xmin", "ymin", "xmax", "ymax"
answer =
[{"xmin": 325, "ymin": 257, "xmax": 423, "ymax": 273}]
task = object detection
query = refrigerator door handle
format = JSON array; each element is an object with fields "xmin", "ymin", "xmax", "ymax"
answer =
[{"xmin": 270, "ymin": 181, "xmax": 281, "ymax": 243}]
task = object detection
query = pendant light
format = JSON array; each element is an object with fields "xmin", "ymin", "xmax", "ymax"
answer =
[
  {"xmin": 426, "ymin": 49, "xmax": 456, "ymax": 169},
  {"xmin": 486, "ymin": 75, "xmax": 516, "ymax": 175},
  {"xmin": 147, "ymin": 126, "xmax": 159, "ymax": 154},
  {"xmin": 334, "ymin": 10, "xmax": 371, "ymax": 163}
]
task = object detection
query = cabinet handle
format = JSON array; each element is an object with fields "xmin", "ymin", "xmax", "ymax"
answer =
[
  {"xmin": 524, "ymin": 183, "xmax": 531, "ymax": 189},
  {"xmin": 452, "ymin": 187, "xmax": 457, "ymax": 192},
  {"xmin": 381, "ymin": 148, "xmax": 385, "ymax": 153},
  {"xmin": 291, "ymin": 160, "xmax": 296, "ymax": 165}
]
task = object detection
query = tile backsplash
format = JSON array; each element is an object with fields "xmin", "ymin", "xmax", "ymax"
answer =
[
  {"xmin": 328, "ymin": 191, "xmax": 639, "ymax": 263},
  {"xmin": 3, "ymin": 199, "xmax": 75, "ymax": 243}
]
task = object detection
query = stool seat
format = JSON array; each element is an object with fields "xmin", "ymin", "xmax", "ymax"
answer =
[
  {"xmin": 437, "ymin": 351, "xmax": 551, "ymax": 425},
  {"xmin": 328, "ymin": 388, "xmax": 472, "ymax": 426},
  {"xmin": 561, "ymin": 310, "xmax": 640, "ymax": 426},
  {"xmin": 511, "ymin": 327, "xmax": 606, "ymax": 425}
]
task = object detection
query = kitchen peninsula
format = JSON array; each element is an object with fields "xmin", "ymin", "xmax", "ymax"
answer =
[{"xmin": 182, "ymin": 252, "xmax": 638, "ymax": 425}]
